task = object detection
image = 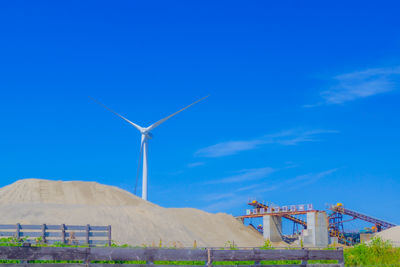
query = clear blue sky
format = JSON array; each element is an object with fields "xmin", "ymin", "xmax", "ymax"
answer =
[{"xmin": 1, "ymin": 1, "xmax": 399, "ymax": 227}]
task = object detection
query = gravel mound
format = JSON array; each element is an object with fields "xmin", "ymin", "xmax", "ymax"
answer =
[
  {"xmin": 375, "ymin": 226, "xmax": 400, "ymax": 247},
  {"xmin": 0, "ymin": 179, "xmax": 263, "ymax": 247}
]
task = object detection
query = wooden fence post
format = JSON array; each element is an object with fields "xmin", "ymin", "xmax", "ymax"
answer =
[
  {"xmin": 83, "ymin": 247, "xmax": 90, "ymax": 265},
  {"xmin": 338, "ymin": 247, "xmax": 345, "ymax": 267},
  {"xmin": 41, "ymin": 224, "xmax": 46, "ymax": 244},
  {"xmin": 61, "ymin": 224, "xmax": 66, "ymax": 244},
  {"xmin": 107, "ymin": 225, "xmax": 112, "ymax": 247},
  {"xmin": 301, "ymin": 248, "xmax": 308, "ymax": 267},
  {"xmin": 253, "ymin": 248, "xmax": 260, "ymax": 266},
  {"xmin": 86, "ymin": 224, "xmax": 90, "ymax": 246},
  {"xmin": 20, "ymin": 242, "xmax": 31, "ymax": 264},
  {"xmin": 145, "ymin": 249, "xmax": 154, "ymax": 265},
  {"xmin": 15, "ymin": 223, "xmax": 20, "ymax": 242},
  {"xmin": 206, "ymin": 248, "xmax": 212, "ymax": 267}
]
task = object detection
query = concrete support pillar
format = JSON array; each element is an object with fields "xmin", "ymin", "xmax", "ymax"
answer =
[
  {"xmin": 302, "ymin": 212, "xmax": 329, "ymax": 247},
  {"xmin": 263, "ymin": 215, "xmax": 282, "ymax": 242}
]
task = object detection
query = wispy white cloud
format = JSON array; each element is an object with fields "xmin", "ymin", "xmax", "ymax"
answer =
[
  {"xmin": 202, "ymin": 192, "xmax": 236, "ymax": 201},
  {"xmin": 235, "ymin": 183, "xmax": 262, "ymax": 192},
  {"xmin": 195, "ymin": 129, "xmax": 337, "ymax": 158},
  {"xmin": 251, "ymin": 168, "xmax": 337, "ymax": 194},
  {"xmin": 203, "ymin": 196, "xmax": 248, "ymax": 213},
  {"xmin": 305, "ymin": 66, "xmax": 400, "ymax": 107},
  {"xmin": 201, "ymin": 168, "xmax": 337, "ymax": 212},
  {"xmin": 266, "ymin": 129, "xmax": 338, "ymax": 146},
  {"xmin": 206, "ymin": 167, "xmax": 275, "ymax": 184},
  {"xmin": 195, "ymin": 140, "xmax": 263, "ymax": 157},
  {"xmin": 272, "ymin": 168, "xmax": 337, "ymax": 191},
  {"xmin": 187, "ymin": 162, "xmax": 205, "ymax": 168}
]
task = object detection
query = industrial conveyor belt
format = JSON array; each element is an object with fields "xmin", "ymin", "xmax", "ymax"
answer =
[
  {"xmin": 329, "ymin": 205, "xmax": 396, "ymax": 231},
  {"xmin": 248, "ymin": 201, "xmax": 307, "ymax": 227}
]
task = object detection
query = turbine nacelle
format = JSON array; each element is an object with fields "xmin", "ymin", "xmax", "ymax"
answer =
[{"xmin": 142, "ymin": 132, "xmax": 153, "ymax": 139}]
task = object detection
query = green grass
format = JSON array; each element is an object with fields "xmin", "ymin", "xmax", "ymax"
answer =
[{"xmin": 344, "ymin": 237, "xmax": 400, "ymax": 266}]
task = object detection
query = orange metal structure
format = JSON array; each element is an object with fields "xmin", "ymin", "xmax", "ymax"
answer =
[
  {"xmin": 238, "ymin": 200, "xmax": 397, "ymax": 246},
  {"xmin": 236, "ymin": 200, "xmax": 309, "ymax": 227}
]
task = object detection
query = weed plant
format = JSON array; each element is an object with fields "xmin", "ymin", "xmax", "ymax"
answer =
[{"xmin": 344, "ymin": 237, "xmax": 400, "ymax": 266}]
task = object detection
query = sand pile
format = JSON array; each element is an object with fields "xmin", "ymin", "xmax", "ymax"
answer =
[
  {"xmin": 375, "ymin": 226, "xmax": 400, "ymax": 247},
  {"xmin": 0, "ymin": 179, "xmax": 263, "ymax": 247}
]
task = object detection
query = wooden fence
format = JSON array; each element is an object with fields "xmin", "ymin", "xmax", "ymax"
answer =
[
  {"xmin": 0, "ymin": 245, "xmax": 345, "ymax": 267},
  {"xmin": 0, "ymin": 224, "xmax": 111, "ymax": 246}
]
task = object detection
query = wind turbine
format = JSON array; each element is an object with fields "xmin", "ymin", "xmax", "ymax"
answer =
[{"xmin": 90, "ymin": 96, "xmax": 208, "ymax": 201}]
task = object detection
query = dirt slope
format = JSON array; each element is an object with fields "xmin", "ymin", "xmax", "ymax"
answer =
[{"xmin": 0, "ymin": 179, "xmax": 263, "ymax": 247}]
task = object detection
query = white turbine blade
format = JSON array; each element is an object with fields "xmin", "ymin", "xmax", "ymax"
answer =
[
  {"xmin": 89, "ymin": 97, "xmax": 143, "ymax": 132},
  {"xmin": 146, "ymin": 95, "xmax": 209, "ymax": 131}
]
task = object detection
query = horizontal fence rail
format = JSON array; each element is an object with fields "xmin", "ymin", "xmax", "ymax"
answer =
[
  {"xmin": 0, "ymin": 245, "xmax": 344, "ymax": 267},
  {"xmin": 0, "ymin": 224, "xmax": 111, "ymax": 247}
]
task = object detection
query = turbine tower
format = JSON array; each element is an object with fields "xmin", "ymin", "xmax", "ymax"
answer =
[{"xmin": 91, "ymin": 96, "xmax": 208, "ymax": 201}]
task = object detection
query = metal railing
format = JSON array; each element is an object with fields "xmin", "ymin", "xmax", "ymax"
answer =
[{"xmin": 0, "ymin": 224, "xmax": 111, "ymax": 246}]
